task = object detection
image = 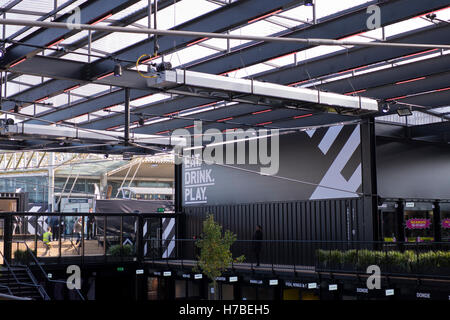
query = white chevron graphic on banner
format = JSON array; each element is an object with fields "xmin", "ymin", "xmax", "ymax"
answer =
[
  {"xmin": 310, "ymin": 125, "xmax": 361, "ymax": 199},
  {"xmin": 306, "ymin": 129, "xmax": 316, "ymax": 138},
  {"xmin": 162, "ymin": 218, "xmax": 176, "ymax": 258},
  {"xmin": 318, "ymin": 125, "xmax": 343, "ymax": 155}
]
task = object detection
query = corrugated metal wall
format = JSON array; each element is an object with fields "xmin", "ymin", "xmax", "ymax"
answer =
[
  {"xmin": 184, "ymin": 198, "xmax": 363, "ymax": 241},
  {"xmin": 182, "ymin": 198, "xmax": 364, "ymax": 266}
]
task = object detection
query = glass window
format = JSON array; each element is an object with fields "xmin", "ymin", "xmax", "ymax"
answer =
[
  {"xmin": 175, "ymin": 280, "xmax": 187, "ymax": 299},
  {"xmin": 404, "ymin": 203, "xmax": 434, "ymax": 242},
  {"xmin": 440, "ymin": 204, "xmax": 450, "ymax": 242}
]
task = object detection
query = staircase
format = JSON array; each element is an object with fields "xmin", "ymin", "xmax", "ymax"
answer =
[{"xmin": 0, "ymin": 266, "xmax": 47, "ymax": 300}]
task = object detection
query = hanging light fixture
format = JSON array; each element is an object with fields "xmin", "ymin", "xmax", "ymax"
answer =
[
  {"xmin": 114, "ymin": 62, "xmax": 122, "ymax": 77},
  {"xmin": 305, "ymin": 0, "xmax": 314, "ymax": 6},
  {"xmin": 381, "ymin": 103, "xmax": 390, "ymax": 113},
  {"xmin": 397, "ymin": 106, "xmax": 413, "ymax": 117}
]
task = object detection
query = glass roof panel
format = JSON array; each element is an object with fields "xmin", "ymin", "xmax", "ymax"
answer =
[
  {"xmin": 147, "ymin": 0, "xmax": 220, "ymax": 31},
  {"xmin": 430, "ymin": 106, "xmax": 450, "ymax": 114},
  {"xmin": 55, "ymin": 159, "xmax": 129, "ymax": 176},
  {"xmin": 70, "ymin": 83, "xmax": 111, "ymax": 97},
  {"xmin": 131, "ymin": 93, "xmax": 172, "ymax": 107},
  {"xmin": 91, "ymin": 32, "xmax": 148, "ymax": 56},
  {"xmin": 315, "ymin": 0, "xmax": 373, "ymax": 20}
]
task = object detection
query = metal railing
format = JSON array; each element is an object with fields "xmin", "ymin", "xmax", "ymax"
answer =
[
  {"xmin": 146, "ymin": 238, "xmax": 450, "ymax": 278},
  {"xmin": 2, "ymin": 212, "xmax": 449, "ymax": 280},
  {"xmin": 17, "ymin": 240, "xmax": 85, "ymax": 301},
  {"xmin": 3, "ymin": 212, "xmax": 180, "ymax": 264},
  {"xmin": 0, "ymin": 247, "xmax": 50, "ymax": 300},
  {"xmin": 0, "ymin": 284, "xmax": 13, "ymax": 296}
]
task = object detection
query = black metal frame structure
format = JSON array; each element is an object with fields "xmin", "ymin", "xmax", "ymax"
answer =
[{"xmin": 0, "ymin": 0, "xmax": 446, "ymax": 152}]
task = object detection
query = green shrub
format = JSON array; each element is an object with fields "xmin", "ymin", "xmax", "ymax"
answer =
[
  {"xmin": 315, "ymin": 248, "xmax": 450, "ymax": 273},
  {"xmin": 343, "ymin": 249, "xmax": 357, "ymax": 265},
  {"xmin": 316, "ymin": 249, "xmax": 328, "ymax": 264},
  {"xmin": 417, "ymin": 251, "xmax": 438, "ymax": 269},
  {"xmin": 357, "ymin": 249, "xmax": 383, "ymax": 268},
  {"xmin": 13, "ymin": 249, "xmax": 33, "ymax": 265},
  {"xmin": 437, "ymin": 251, "xmax": 450, "ymax": 268},
  {"xmin": 328, "ymin": 250, "xmax": 344, "ymax": 266},
  {"xmin": 107, "ymin": 244, "xmax": 134, "ymax": 257},
  {"xmin": 316, "ymin": 249, "xmax": 343, "ymax": 268}
]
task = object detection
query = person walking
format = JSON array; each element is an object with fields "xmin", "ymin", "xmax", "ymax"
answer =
[
  {"xmin": 73, "ymin": 217, "xmax": 83, "ymax": 248},
  {"xmin": 42, "ymin": 227, "xmax": 53, "ymax": 256},
  {"xmin": 50, "ymin": 216, "xmax": 59, "ymax": 241},
  {"xmin": 87, "ymin": 208, "xmax": 95, "ymax": 240},
  {"xmin": 252, "ymin": 225, "xmax": 263, "ymax": 267}
]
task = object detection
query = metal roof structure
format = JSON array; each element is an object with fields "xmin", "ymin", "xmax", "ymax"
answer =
[{"xmin": 0, "ymin": 0, "xmax": 448, "ymax": 154}]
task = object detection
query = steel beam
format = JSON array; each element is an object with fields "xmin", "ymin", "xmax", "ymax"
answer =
[
  {"xmin": 6, "ymin": 0, "xmax": 298, "ymax": 107},
  {"xmin": 0, "ymin": 0, "xmax": 139, "ymax": 68},
  {"xmin": 27, "ymin": 88, "xmax": 149, "ymax": 125},
  {"xmin": 3, "ymin": 18, "xmax": 449, "ymax": 49},
  {"xmin": 1, "ymin": 0, "xmax": 175, "ymax": 88},
  {"xmin": 8, "ymin": 0, "xmax": 449, "ymax": 125},
  {"xmin": 89, "ymin": 24, "xmax": 450, "ymax": 131},
  {"xmin": 188, "ymin": 0, "xmax": 450, "ymax": 74},
  {"xmin": 318, "ymin": 54, "xmax": 450, "ymax": 94},
  {"xmin": 147, "ymin": 69, "xmax": 378, "ymax": 111}
]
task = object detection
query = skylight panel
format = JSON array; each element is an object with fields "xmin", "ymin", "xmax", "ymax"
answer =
[
  {"xmin": 276, "ymin": 5, "xmax": 314, "ymax": 24},
  {"xmin": 70, "ymin": 83, "xmax": 110, "ymax": 97},
  {"xmin": 46, "ymin": 94, "xmax": 69, "ymax": 108},
  {"xmin": 267, "ymin": 52, "xmax": 296, "ymax": 68},
  {"xmin": 137, "ymin": 0, "xmax": 220, "ymax": 31},
  {"xmin": 168, "ymin": 45, "xmax": 217, "ymax": 68},
  {"xmin": 62, "ymin": 31, "xmax": 88, "ymax": 45},
  {"xmin": 384, "ymin": 16, "xmax": 433, "ymax": 38},
  {"xmin": 201, "ymin": 38, "xmax": 228, "ymax": 51},
  {"xmin": 91, "ymin": 32, "xmax": 148, "ymax": 55},
  {"xmin": 430, "ymin": 106, "xmax": 450, "ymax": 114},
  {"xmin": 56, "ymin": 0, "xmax": 89, "ymax": 16},
  {"xmin": 406, "ymin": 111, "xmax": 443, "ymax": 125},
  {"xmin": 67, "ymin": 113, "xmax": 89, "ymax": 124},
  {"xmin": 14, "ymin": 0, "xmax": 54, "ymax": 13},
  {"xmin": 227, "ymin": 63, "xmax": 274, "ymax": 79},
  {"xmin": 315, "ymin": 0, "xmax": 372, "ymax": 20},
  {"xmin": 376, "ymin": 113, "xmax": 407, "ymax": 125},
  {"xmin": 15, "ymin": 75, "xmax": 44, "ymax": 86},
  {"xmin": 109, "ymin": 1, "xmax": 148, "ymax": 21},
  {"xmin": 131, "ymin": 93, "xmax": 172, "ymax": 107},
  {"xmin": 4, "ymin": 81, "xmax": 30, "ymax": 96}
]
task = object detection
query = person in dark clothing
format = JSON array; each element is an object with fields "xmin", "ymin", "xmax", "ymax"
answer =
[
  {"xmin": 252, "ymin": 225, "xmax": 263, "ymax": 266},
  {"xmin": 50, "ymin": 216, "xmax": 60, "ymax": 241},
  {"xmin": 87, "ymin": 208, "xmax": 95, "ymax": 240}
]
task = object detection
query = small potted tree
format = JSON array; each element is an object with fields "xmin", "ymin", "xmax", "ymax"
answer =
[{"xmin": 194, "ymin": 214, "xmax": 244, "ymax": 300}]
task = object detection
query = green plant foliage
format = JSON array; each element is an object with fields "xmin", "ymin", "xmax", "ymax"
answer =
[
  {"xmin": 194, "ymin": 214, "xmax": 245, "ymax": 284},
  {"xmin": 107, "ymin": 244, "xmax": 134, "ymax": 256},
  {"xmin": 328, "ymin": 250, "xmax": 344, "ymax": 266},
  {"xmin": 316, "ymin": 248, "xmax": 450, "ymax": 273},
  {"xmin": 343, "ymin": 249, "xmax": 357, "ymax": 265},
  {"xmin": 13, "ymin": 249, "xmax": 33, "ymax": 264}
]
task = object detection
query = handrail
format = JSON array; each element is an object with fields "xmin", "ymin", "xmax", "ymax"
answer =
[
  {"xmin": 144, "ymin": 238, "xmax": 450, "ymax": 279},
  {"xmin": 24, "ymin": 267, "xmax": 50, "ymax": 301},
  {"xmin": 0, "ymin": 248, "xmax": 49, "ymax": 300},
  {"xmin": 17, "ymin": 241, "xmax": 85, "ymax": 301},
  {"xmin": 168, "ymin": 238, "xmax": 450, "ymax": 244},
  {"xmin": 0, "ymin": 284, "xmax": 13, "ymax": 296},
  {"xmin": 0, "ymin": 292, "xmax": 32, "ymax": 300}
]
